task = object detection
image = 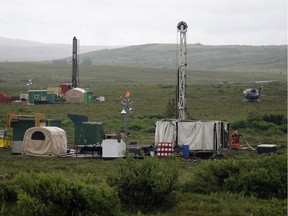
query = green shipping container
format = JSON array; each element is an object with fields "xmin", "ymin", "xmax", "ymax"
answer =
[
  {"xmin": 78, "ymin": 122, "xmax": 104, "ymax": 145},
  {"xmin": 11, "ymin": 119, "xmax": 35, "ymax": 141},
  {"xmin": 28, "ymin": 90, "xmax": 48, "ymax": 103}
]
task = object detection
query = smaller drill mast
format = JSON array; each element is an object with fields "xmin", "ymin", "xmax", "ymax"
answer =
[{"xmin": 72, "ymin": 36, "xmax": 79, "ymax": 88}]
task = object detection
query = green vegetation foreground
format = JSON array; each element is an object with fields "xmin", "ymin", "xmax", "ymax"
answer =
[{"xmin": 0, "ymin": 150, "xmax": 287, "ymax": 215}]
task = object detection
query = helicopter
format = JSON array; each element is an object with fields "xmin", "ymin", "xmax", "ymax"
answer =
[{"xmin": 242, "ymin": 84, "xmax": 263, "ymax": 102}]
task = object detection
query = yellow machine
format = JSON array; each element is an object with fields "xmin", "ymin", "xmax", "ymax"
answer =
[{"xmin": 0, "ymin": 129, "xmax": 11, "ymax": 148}]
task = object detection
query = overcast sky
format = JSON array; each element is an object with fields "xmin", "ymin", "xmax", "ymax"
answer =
[{"xmin": 0, "ymin": 0, "xmax": 287, "ymax": 46}]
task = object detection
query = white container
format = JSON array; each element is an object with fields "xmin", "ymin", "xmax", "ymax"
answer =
[
  {"xmin": 12, "ymin": 141, "xmax": 23, "ymax": 154},
  {"xmin": 102, "ymin": 139, "xmax": 126, "ymax": 158}
]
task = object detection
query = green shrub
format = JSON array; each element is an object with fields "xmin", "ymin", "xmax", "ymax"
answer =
[
  {"xmin": 250, "ymin": 198, "xmax": 287, "ymax": 216},
  {"xmin": 108, "ymin": 155, "xmax": 179, "ymax": 213},
  {"xmin": 266, "ymin": 127, "xmax": 285, "ymax": 136},
  {"xmin": 129, "ymin": 124, "xmax": 144, "ymax": 131},
  {"xmin": 247, "ymin": 112, "xmax": 262, "ymax": 122},
  {"xmin": 231, "ymin": 120, "xmax": 248, "ymax": 129},
  {"xmin": 226, "ymin": 154, "xmax": 287, "ymax": 199},
  {"xmin": 231, "ymin": 112, "xmax": 287, "ymax": 144},
  {"xmin": 17, "ymin": 193, "xmax": 47, "ymax": 216},
  {"xmin": 183, "ymin": 154, "xmax": 287, "ymax": 199},
  {"xmin": 182, "ymin": 159, "xmax": 241, "ymax": 194},
  {"xmin": 0, "ymin": 172, "xmax": 120, "ymax": 216},
  {"xmin": 144, "ymin": 126, "xmax": 155, "ymax": 133},
  {"xmin": 251, "ymin": 120, "xmax": 275, "ymax": 131},
  {"xmin": 232, "ymin": 113, "xmax": 287, "ymax": 134},
  {"xmin": 263, "ymin": 113, "xmax": 287, "ymax": 125}
]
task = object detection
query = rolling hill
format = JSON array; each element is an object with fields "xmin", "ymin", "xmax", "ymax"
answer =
[
  {"xmin": 0, "ymin": 36, "xmax": 286, "ymax": 74},
  {"xmin": 77, "ymin": 43, "xmax": 287, "ymax": 73}
]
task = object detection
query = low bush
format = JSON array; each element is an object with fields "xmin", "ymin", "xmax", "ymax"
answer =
[
  {"xmin": 183, "ymin": 153, "xmax": 287, "ymax": 199},
  {"xmin": 231, "ymin": 112, "xmax": 287, "ymax": 144},
  {"xmin": 182, "ymin": 159, "xmax": 241, "ymax": 194},
  {"xmin": 231, "ymin": 112, "xmax": 287, "ymax": 134},
  {"xmin": 108, "ymin": 155, "xmax": 180, "ymax": 213},
  {"xmin": 0, "ymin": 172, "xmax": 120, "ymax": 216},
  {"xmin": 225, "ymin": 154, "xmax": 287, "ymax": 199},
  {"xmin": 262, "ymin": 113, "xmax": 287, "ymax": 125}
]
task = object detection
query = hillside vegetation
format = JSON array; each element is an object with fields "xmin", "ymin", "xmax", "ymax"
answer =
[{"xmin": 75, "ymin": 44, "xmax": 287, "ymax": 73}]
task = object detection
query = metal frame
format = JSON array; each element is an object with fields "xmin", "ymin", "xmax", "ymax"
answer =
[{"xmin": 176, "ymin": 21, "xmax": 188, "ymax": 121}]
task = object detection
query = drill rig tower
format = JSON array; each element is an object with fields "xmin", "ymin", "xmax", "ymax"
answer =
[
  {"xmin": 72, "ymin": 36, "xmax": 79, "ymax": 88},
  {"xmin": 176, "ymin": 21, "xmax": 188, "ymax": 121}
]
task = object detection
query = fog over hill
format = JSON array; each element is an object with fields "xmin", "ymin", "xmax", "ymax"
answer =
[{"xmin": 0, "ymin": 37, "xmax": 120, "ymax": 61}]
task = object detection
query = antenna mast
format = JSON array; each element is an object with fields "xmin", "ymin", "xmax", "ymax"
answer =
[
  {"xmin": 176, "ymin": 21, "xmax": 188, "ymax": 121},
  {"xmin": 72, "ymin": 36, "xmax": 79, "ymax": 88}
]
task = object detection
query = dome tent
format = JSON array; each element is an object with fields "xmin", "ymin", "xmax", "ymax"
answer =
[
  {"xmin": 22, "ymin": 126, "xmax": 67, "ymax": 157},
  {"xmin": 65, "ymin": 87, "xmax": 86, "ymax": 103}
]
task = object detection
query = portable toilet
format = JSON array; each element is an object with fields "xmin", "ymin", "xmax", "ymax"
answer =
[{"xmin": 84, "ymin": 90, "xmax": 93, "ymax": 104}]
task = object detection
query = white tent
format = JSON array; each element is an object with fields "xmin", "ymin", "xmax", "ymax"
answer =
[
  {"xmin": 155, "ymin": 119, "xmax": 229, "ymax": 153},
  {"xmin": 22, "ymin": 126, "xmax": 67, "ymax": 157}
]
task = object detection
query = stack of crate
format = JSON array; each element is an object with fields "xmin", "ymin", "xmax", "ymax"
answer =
[{"xmin": 157, "ymin": 142, "xmax": 174, "ymax": 157}]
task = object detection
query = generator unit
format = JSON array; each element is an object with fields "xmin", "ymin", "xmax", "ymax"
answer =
[{"xmin": 229, "ymin": 131, "xmax": 241, "ymax": 149}]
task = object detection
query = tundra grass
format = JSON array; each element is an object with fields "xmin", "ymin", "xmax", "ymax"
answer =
[{"xmin": 0, "ymin": 81, "xmax": 286, "ymax": 145}]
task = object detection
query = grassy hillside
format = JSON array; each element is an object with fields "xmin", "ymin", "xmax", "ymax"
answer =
[{"xmin": 76, "ymin": 44, "xmax": 287, "ymax": 73}]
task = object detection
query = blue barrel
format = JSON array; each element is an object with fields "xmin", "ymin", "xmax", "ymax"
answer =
[{"xmin": 182, "ymin": 145, "xmax": 189, "ymax": 157}]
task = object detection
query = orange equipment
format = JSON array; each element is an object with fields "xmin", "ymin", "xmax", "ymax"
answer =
[{"xmin": 229, "ymin": 131, "xmax": 241, "ymax": 149}]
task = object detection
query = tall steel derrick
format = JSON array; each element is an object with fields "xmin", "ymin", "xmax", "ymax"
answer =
[
  {"xmin": 176, "ymin": 21, "xmax": 188, "ymax": 121},
  {"xmin": 72, "ymin": 36, "xmax": 79, "ymax": 88}
]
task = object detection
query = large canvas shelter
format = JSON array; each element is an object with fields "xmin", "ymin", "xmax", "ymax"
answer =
[
  {"xmin": 65, "ymin": 87, "xmax": 86, "ymax": 103},
  {"xmin": 155, "ymin": 119, "xmax": 229, "ymax": 155},
  {"xmin": 22, "ymin": 126, "xmax": 67, "ymax": 157},
  {"xmin": 65, "ymin": 88, "xmax": 93, "ymax": 104}
]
